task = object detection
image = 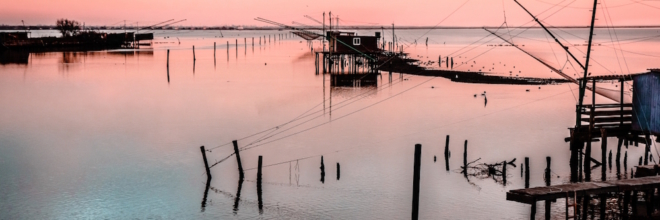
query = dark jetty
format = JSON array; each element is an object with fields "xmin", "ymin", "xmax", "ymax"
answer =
[
  {"xmin": 377, "ymin": 56, "xmax": 570, "ymax": 85},
  {"xmin": 0, "ymin": 32, "xmax": 152, "ymax": 52}
]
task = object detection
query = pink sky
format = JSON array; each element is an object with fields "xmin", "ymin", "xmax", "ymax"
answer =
[{"xmin": 1, "ymin": 0, "xmax": 659, "ymax": 27}]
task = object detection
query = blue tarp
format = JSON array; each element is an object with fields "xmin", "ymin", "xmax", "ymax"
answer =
[{"xmin": 632, "ymin": 72, "xmax": 660, "ymax": 135}]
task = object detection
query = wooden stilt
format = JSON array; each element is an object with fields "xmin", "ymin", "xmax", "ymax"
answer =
[
  {"xmin": 232, "ymin": 140, "xmax": 244, "ymax": 179},
  {"xmin": 200, "ymin": 146, "xmax": 212, "ymax": 181},
  {"xmin": 412, "ymin": 144, "xmax": 422, "ymax": 220},
  {"xmin": 602, "ymin": 129, "xmax": 608, "ymax": 181}
]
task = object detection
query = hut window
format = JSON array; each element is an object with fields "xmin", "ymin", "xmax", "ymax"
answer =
[{"xmin": 353, "ymin": 38, "xmax": 361, "ymax": 45}]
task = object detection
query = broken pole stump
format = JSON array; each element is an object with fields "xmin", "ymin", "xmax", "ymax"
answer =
[
  {"xmin": 257, "ymin": 155, "xmax": 263, "ymax": 213},
  {"xmin": 320, "ymin": 156, "xmax": 325, "ymax": 183},
  {"xmin": 232, "ymin": 140, "xmax": 244, "ymax": 179},
  {"xmin": 463, "ymin": 140, "xmax": 468, "ymax": 178},
  {"xmin": 412, "ymin": 144, "xmax": 422, "ymax": 220},
  {"xmin": 257, "ymin": 155, "xmax": 263, "ymax": 184},
  {"xmin": 444, "ymin": 135, "xmax": 450, "ymax": 171},
  {"xmin": 609, "ymin": 150, "xmax": 612, "ymax": 171},
  {"xmin": 645, "ymin": 141, "xmax": 650, "ymax": 165},
  {"xmin": 200, "ymin": 146, "xmax": 212, "ymax": 181},
  {"xmin": 503, "ymin": 160, "xmax": 507, "ymax": 185},
  {"xmin": 525, "ymin": 157, "xmax": 530, "ymax": 189}
]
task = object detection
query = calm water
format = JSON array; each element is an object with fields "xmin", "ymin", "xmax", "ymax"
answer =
[{"xmin": 1, "ymin": 28, "xmax": 659, "ymax": 219}]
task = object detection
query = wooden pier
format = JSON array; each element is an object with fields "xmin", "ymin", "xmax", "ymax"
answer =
[{"xmin": 507, "ymin": 176, "xmax": 660, "ymax": 205}]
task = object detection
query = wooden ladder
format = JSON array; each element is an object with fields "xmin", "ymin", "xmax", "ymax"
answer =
[{"xmin": 566, "ymin": 191, "xmax": 578, "ymax": 219}]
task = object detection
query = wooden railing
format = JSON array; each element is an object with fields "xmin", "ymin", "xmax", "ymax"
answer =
[{"xmin": 578, "ymin": 103, "xmax": 633, "ymax": 129}]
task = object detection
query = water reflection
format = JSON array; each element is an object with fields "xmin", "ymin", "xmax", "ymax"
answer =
[
  {"xmin": 201, "ymin": 180, "xmax": 211, "ymax": 212},
  {"xmin": 233, "ymin": 178, "xmax": 244, "ymax": 214},
  {"xmin": 330, "ymin": 74, "xmax": 378, "ymax": 87},
  {"xmin": 0, "ymin": 50, "xmax": 29, "ymax": 65}
]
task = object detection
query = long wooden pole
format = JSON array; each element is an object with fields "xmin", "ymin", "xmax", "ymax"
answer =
[
  {"xmin": 412, "ymin": 144, "xmax": 422, "ymax": 220},
  {"xmin": 232, "ymin": 140, "xmax": 244, "ymax": 179},
  {"xmin": 200, "ymin": 146, "xmax": 212, "ymax": 180}
]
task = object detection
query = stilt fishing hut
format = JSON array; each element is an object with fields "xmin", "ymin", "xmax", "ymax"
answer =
[
  {"xmin": 568, "ymin": 70, "xmax": 659, "ymax": 179},
  {"xmin": 315, "ymin": 31, "xmax": 382, "ymax": 87}
]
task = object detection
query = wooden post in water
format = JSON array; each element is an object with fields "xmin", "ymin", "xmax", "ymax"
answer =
[
  {"xmin": 200, "ymin": 146, "xmax": 212, "ymax": 181},
  {"xmin": 502, "ymin": 160, "xmax": 507, "ymax": 185},
  {"xmin": 193, "ymin": 45, "xmax": 196, "ymax": 61},
  {"xmin": 525, "ymin": 157, "xmax": 530, "ymax": 189},
  {"xmin": 337, "ymin": 163, "xmax": 340, "ymax": 180},
  {"xmin": 570, "ymin": 130, "xmax": 579, "ymax": 183},
  {"xmin": 609, "ymin": 150, "xmax": 612, "ymax": 170},
  {"xmin": 578, "ymin": 148, "xmax": 583, "ymax": 182},
  {"xmin": 544, "ymin": 157, "xmax": 551, "ymax": 220},
  {"xmin": 444, "ymin": 135, "xmax": 450, "ymax": 171},
  {"xmin": 624, "ymin": 151, "xmax": 628, "ymax": 172},
  {"xmin": 463, "ymin": 140, "xmax": 468, "ymax": 178},
  {"xmin": 214, "ymin": 42, "xmax": 216, "ymax": 59},
  {"xmin": 645, "ymin": 136, "xmax": 650, "ymax": 165},
  {"xmin": 257, "ymin": 155, "xmax": 263, "ymax": 184},
  {"xmin": 232, "ymin": 140, "xmax": 244, "ymax": 179},
  {"xmin": 167, "ymin": 49, "xmax": 170, "ymax": 67},
  {"xmin": 601, "ymin": 129, "xmax": 607, "ymax": 181},
  {"xmin": 585, "ymin": 140, "xmax": 592, "ymax": 182},
  {"xmin": 617, "ymin": 137, "xmax": 623, "ymax": 173},
  {"xmin": 412, "ymin": 144, "xmax": 422, "ymax": 220},
  {"xmin": 257, "ymin": 155, "xmax": 263, "ymax": 213},
  {"xmin": 320, "ymin": 156, "xmax": 325, "ymax": 183}
]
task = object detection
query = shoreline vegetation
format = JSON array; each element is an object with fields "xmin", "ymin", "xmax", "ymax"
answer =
[{"xmin": 1, "ymin": 25, "xmax": 660, "ymax": 31}]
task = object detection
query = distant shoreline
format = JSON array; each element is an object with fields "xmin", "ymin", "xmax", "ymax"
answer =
[{"xmin": 1, "ymin": 25, "xmax": 660, "ymax": 31}]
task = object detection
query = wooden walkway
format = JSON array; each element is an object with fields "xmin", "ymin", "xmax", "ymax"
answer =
[{"xmin": 507, "ymin": 176, "xmax": 660, "ymax": 204}]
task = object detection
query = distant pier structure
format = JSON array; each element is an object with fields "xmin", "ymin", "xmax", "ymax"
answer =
[
  {"xmin": 0, "ymin": 31, "xmax": 154, "ymax": 52},
  {"xmin": 315, "ymin": 31, "xmax": 382, "ymax": 87}
]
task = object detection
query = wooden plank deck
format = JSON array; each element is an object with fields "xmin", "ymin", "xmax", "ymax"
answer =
[{"xmin": 507, "ymin": 176, "xmax": 660, "ymax": 204}]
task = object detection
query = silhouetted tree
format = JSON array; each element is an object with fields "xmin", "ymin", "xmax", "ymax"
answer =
[{"xmin": 56, "ymin": 19, "xmax": 80, "ymax": 37}]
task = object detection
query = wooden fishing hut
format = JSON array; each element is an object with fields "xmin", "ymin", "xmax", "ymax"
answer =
[
  {"xmin": 569, "ymin": 73, "xmax": 649, "ymax": 142},
  {"xmin": 315, "ymin": 31, "xmax": 382, "ymax": 87},
  {"xmin": 568, "ymin": 69, "xmax": 660, "ymax": 179},
  {"xmin": 506, "ymin": 69, "xmax": 660, "ymax": 219}
]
